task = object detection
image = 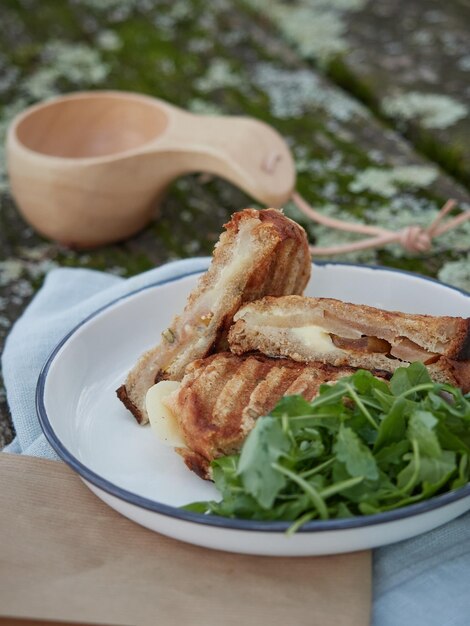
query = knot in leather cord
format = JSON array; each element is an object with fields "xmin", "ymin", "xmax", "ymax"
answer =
[{"xmin": 397, "ymin": 225, "xmax": 432, "ymax": 253}]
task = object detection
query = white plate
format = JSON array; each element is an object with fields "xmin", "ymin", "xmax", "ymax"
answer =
[{"xmin": 38, "ymin": 262, "xmax": 470, "ymax": 556}]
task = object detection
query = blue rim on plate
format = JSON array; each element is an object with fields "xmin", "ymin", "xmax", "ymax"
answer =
[{"xmin": 37, "ymin": 262, "xmax": 470, "ymax": 533}]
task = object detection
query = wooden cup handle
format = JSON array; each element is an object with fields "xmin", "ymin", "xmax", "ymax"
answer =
[{"xmin": 154, "ymin": 109, "xmax": 296, "ymax": 207}]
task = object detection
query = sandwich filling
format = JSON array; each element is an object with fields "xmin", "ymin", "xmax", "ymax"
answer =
[
  {"xmin": 146, "ymin": 381, "xmax": 186, "ymax": 447},
  {"xmin": 228, "ymin": 295, "xmax": 470, "ymax": 391},
  {"xmin": 290, "ymin": 326, "xmax": 337, "ymax": 353},
  {"xmin": 157, "ymin": 218, "xmax": 259, "ymax": 378},
  {"xmin": 290, "ymin": 324, "xmax": 439, "ymax": 364}
]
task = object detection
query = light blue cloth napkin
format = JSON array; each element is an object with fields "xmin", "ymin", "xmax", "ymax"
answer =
[
  {"xmin": 2, "ymin": 258, "xmax": 210, "ymax": 457},
  {"xmin": 2, "ymin": 259, "xmax": 470, "ymax": 625}
]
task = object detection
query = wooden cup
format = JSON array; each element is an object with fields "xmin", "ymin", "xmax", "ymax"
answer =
[{"xmin": 6, "ymin": 91, "xmax": 295, "ymax": 247}]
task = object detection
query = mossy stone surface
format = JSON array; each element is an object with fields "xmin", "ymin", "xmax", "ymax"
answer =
[
  {"xmin": 1, "ymin": 0, "xmax": 469, "ymax": 447},
  {"xmin": 250, "ymin": 0, "xmax": 470, "ymax": 186}
]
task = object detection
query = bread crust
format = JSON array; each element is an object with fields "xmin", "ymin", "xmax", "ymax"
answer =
[
  {"xmin": 229, "ymin": 295, "xmax": 470, "ymax": 391},
  {"xmin": 116, "ymin": 384, "xmax": 143, "ymax": 424},
  {"xmin": 117, "ymin": 209, "xmax": 311, "ymax": 423}
]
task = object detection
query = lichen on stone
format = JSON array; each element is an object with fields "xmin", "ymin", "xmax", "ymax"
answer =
[
  {"xmin": 458, "ymin": 56, "xmax": 470, "ymax": 72},
  {"xmin": 0, "ymin": 260, "xmax": 24, "ymax": 286},
  {"xmin": 432, "ymin": 207, "xmax": 470, "ymax": 253},
  {"xmin": 253, "ymin": 62, "xmax": 365, "ymax": 121},
  {"xmin": 96, "ymin": 30, "xmax": 122, "ymax": 51},
  {"xmin": 382, "ymin": 92, "xmax": 468, "ymax": 129},
  {"xmin": 73, "ymin": 0, "xmax": 141, "ymax": 8},
  {"xmin": 412, "ymin": 30, "xmax": 434, "ymax": 46},
  {"xmin": 0, "ymin": 55, "xmax": 18, "ymax": 96},
  {"xmin": 17, "ymin": 245, "xmax": 58, "ymax": 262},
  {"xmin": 438, "ymin": 255, "xmax": 470, "ymax": 292},
  {"xmin": 72, "ymin": 0, "xmax": 148, "ymax": 20},
  {"xmin": 195, "ymin": 58, "xmax": 245, "ymax": 92},
  {"xmin": 108, "ymin": 266, "xmax": 127, "ymax": 276},
  {"xmin": 349, "ymin": 165, "xmax": 438, "ymax": 197},
  {"xmin": 187, "ymin": 38, "xmax": 213, "ymax": 54},
  {"xmin": 188, "ymin": 99, "xmax": 224, "ymax": 115},
  {"xmin": 27, "ymin": 40, "xmax": 109, "ymax": 100},
  {"xmin": 0, "ymin": 252, "xmax": 59, "ymax": 302},
  {"xmin": 0, "ymin": 99, "xmax": 29, "ymax": 191},
  {"xmin": 245, "ymin": 0, "xmax": 368, "ymax": 64},
  {"xmin": 272, "ymin": 8, "xmax": 348, "ymax": 63},
  {"xmin": 0, "ymin": 317, "xmax": 11, "ymax": 330}
]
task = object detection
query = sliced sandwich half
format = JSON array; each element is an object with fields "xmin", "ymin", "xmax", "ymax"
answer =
[
  {"xmin": 145, "ymin": 352, "xmax": 362, "ymax": 479},
  {"xmin": 117, "ymin": 209, "xmax": 311, "ymax": 424},
  {"xmin": 228, "ymin": 295, "xmax": 470, "ymax": 391}
]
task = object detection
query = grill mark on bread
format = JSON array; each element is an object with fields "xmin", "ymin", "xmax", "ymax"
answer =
[
  {"xmin": 266, "ymin": 238, "xmax": 297, "ymax": 295},
  {"xmin": 189, "ymin": 354, "xmax": 241, "ymax": 416},
  {"xmin": 212, "ymin": 357, "xmax": 273, "ymax": 431},
  {"xmin": 242, "ymin": 365, "xmax": 303, "ymax": 428},
  {"xmin": 170, "ymin": 353, "xmax": 387, "ymax": 479},
  {"xmin": 284, "ymin": 367, "xmax": 321, "ymax": 397}
]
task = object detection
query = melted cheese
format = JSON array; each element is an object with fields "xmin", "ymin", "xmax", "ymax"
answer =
[
  {"xmin": 291, "ymin": 325, "xmax": 338, "ymax": 353},
  {"xmin": 199, "ymin": 220, "xmax": 255, "ymax": 313},
  {"xmin": 165, "ymin": 220, "xmax": 256, "ymax": 372},
  {"xmin": 146, "ymin": 381, "xmax": 186, "ymax": 448}
]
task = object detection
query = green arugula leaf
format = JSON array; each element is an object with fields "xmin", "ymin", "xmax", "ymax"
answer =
[
  {"xmin": 183, "ymin": 366, "xmax": 470, "ymax": 531},
  {"xmin": 334, "ymin": 425, "xmax": 379, "ymax": 481},
  {"xmin": 334, "ymin": 502, "xmax": 355, "ymax": 518},
  {"xmin": 237, "ymin": 416, "xmax": 291, "ymax": 509},
  {"xmin": 374, "ymin": 397, "xmax": 408, "ymax": 452},
  {"xmin": 287, "ymin": 404, "xmax": 342, "ymax": 435},
  {"xmin": 212, "ymin": 455, "xmax": 240, "ymax": 496},
  {"xmin": 372, "ymin": 387, "xmax": 396, "ymax": 412},
  {"xmin": 181, "ymin": 501, "xmax": 211, "ymax": 514},
  {"xmin": 274, "ymin": 495, "xmax": 312, "ymax": 522},
  {"xmin": 209, "ymin": 492, "xmax": 273, "ymax": 520},
  {"xmin": 418, "ymin": 452, "xmax": 456, "ymax": 485},
  {"xmin": 452, "ymin": 453, "xmax": 469, "ymax": 490},
  {"xmin": 427, "ymin": 389, "xmax": 470, "ymax": 419},
  {"xmin": 270, "ymin": 395, "xmax": 313, "ymax": 418},
  {"xmin": 397, "ymin": 440, "xmax": 420, "ymax": 492},
  {"xmin": 358, "ymin": 502, "xmax": 381, "ymax": 515},
  {"xmin": 408, "ymin": 410, "xmax": 442, "ymax": 458},
  {"xmin": 436, "ymin": 422, "xmax": 470, "ymax": 453},
  {"xmin": 351, "ymin": 369, "xmax": 389, "ymax": 396},
  {"xmin": 390, "ymin": 362, "xmax": 432, "ymax": 396},
  {"xmin": 374, "ymin": 440, "xmax": 410, "ymax": 470}
]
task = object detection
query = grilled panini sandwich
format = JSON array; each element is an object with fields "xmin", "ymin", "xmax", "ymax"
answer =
[
  {"xmin": 228, "ymin": 296, "xmax": 470, "ymax": 391},
  {"xmin": 146, "ymin": 352, "xmax": 361, "ymax": 479},
  {"xmin": 117, "ymin": 209, "xmax": 311, "ymax": 424}
]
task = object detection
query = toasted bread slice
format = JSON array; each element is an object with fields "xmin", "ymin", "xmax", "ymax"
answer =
[
  {"xmin": 229, "ymin": 295, "xmax": 470, "ymax": 391},
  {"xmin": 155, "ymin": 353, "xmax": 362, "ymax": 479},
  {"xmin": 117, "ymin": 209, "xmax": 311, "ymax": 423}
]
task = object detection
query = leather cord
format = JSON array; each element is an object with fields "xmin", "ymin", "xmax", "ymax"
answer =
[{"xmin": 291, "ymin": 192, "xmax": 470, "ymax": 256}]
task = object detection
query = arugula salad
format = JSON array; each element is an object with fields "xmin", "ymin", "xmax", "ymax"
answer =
[{"xmin": 184, "ymin": 363, "xmax": 470, "ymax": 532}]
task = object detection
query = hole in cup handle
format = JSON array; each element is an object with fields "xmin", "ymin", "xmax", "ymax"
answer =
[{"xmin": 261, "ymin": 152, "xmax": 283, "ymax": 174}]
